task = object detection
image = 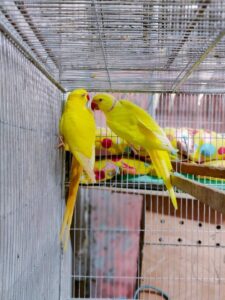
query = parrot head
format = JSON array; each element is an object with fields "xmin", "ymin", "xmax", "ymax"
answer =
[
  {"xmin": 68, "ymin": 88, "xmax": 90, "ymax": 102},
  {"xmin": 91, "ymin": 93, "xmax": 116, "ymax": 112}
]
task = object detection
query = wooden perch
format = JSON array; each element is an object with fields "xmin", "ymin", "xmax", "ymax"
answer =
[
  {"xmin": 172, "ymin": 161, "xmax": 225, "ymax": 179},
  {"xmin": 171, "ymin": 174, "xmax": 225, "ymax": 214}
]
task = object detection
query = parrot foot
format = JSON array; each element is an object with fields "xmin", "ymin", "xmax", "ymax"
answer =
[{"xmin": 57, "ymin": 135, "xmax": 65, "ymax": 149}]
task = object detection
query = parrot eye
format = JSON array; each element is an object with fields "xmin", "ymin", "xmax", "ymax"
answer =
[{"xmin": 99, "ymin": 98, "xmax": 103, "ymax": 102}]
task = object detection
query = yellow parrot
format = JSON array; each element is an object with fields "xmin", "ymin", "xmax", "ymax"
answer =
[
  {"xmin": 59, "ymin": 88, "xmax": 96, "ymax": 250},
  {"xmin": 91, "ymin": 93, "xmax": 178, "ymax": 209}
]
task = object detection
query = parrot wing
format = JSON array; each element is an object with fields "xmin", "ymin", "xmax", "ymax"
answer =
[
  {"xmin": 137, "ymin": 118, "xmax": 176, "ymax": 153},
  {"xmin": 119, "ymin": 99, "xmax": 164, "ymax": 133},
  {"xmin": 75, "ymin": 150, "xmax": 96, "ymax": 182},
  {"xmin": 119, "ymin": 100, "xmax": 176, "ymax": 153},
  {"xmin": 64, "ymin": 110, "xmax": 96, "ymax": 182},
  {"xmin": 79, "ymin": 145, "xmax": 96, "ymax": 184}
]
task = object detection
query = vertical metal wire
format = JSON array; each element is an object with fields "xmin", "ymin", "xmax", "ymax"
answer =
[
  {"xmin": 0, "ymin": 32, "xmax": 69, "ymax": 300},
  {"xmin": 1, "ymin": 1, "xmax": 225, "ymax": 92},
  {"xmin": 1, "ymin": 1, "xmax": 225, "ymax": 299},
  {"xmin": 72, "ymin": 92, "xmax": 225, "ymax": 300}
]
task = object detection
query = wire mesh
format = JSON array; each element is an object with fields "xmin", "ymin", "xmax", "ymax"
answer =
[
  {"xmin": 0, "ymin": 31, "xmax": 70, "ymax": 300},
  {"xmin": 1, "ymin": 1, "xmax": 225, "ymax": 300},
  {"xmin": 1, "ymin": 1, "xmax": 225, "ymax": 92},
  {"xmin": 71, "ymin": 92, "xmax": 225, "ymax": 300}
]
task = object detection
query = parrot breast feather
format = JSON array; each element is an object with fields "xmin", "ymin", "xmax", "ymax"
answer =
[{"xmin": 60, "ymin": 110, "xmax": 96, "ymax": 159}]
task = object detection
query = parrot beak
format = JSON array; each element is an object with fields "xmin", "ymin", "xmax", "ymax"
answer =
[
  {"xmin": 86, "ymin": 94, "xmax": 91, "ymax": 108},
  {"xmin": 91, "ymin": 101, "xmax": 99, "ymax": 111}
]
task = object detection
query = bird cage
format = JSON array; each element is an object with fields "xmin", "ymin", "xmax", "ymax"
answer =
[{"xmin": 1, "ymin": 1, "xmax": 225, "ymax": 300}]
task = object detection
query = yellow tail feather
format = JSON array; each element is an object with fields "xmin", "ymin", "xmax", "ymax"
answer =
[
  {"xmin": 59, "ymin": 156, "xmax": 83, "ymax": 251},
  {"xmin": 148, "ymin": 149, "xmax": 178, "ymax": 210}
]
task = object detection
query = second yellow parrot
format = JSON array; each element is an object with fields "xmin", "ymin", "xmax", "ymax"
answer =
[
  {"xmin": 91, "ymin": 93, "xmax": 178, "ymax": 209},
  {"xmin": 59, "ymin": 88, "xmax": 96, "ymax": 250}
]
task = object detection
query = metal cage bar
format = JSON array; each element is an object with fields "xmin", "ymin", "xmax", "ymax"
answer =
[{"xmin": 1, "ymin": 1, "xmax": 225, "ymax": 92}]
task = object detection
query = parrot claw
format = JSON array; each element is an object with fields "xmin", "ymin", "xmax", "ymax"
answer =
[{"xmin": 56, "ymin": 135, "xmax": 65, "ymax": 149}]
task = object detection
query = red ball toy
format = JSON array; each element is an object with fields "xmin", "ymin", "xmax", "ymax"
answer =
[
  {"xmin": 101, "ymin": 138, "xmax": 113, "ymax": 149},
  {"xmin": 95, "ymin": 170, "xmax": 105, "ymax": 180}
]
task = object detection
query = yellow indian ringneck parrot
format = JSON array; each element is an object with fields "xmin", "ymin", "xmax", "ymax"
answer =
[
  {"xmin": 59, "ymin": 88, "xmax": 96, "ymax": 250},
  {"xmin": 91, "ymin": 93, "xmax": 178, "ymax": 209}
]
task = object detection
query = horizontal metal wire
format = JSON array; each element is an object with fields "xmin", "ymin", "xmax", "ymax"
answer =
[
  {"xmin": 69, "ymin": 92, "xmax": 225, "ymax": 299},
  {"xmin": 2, "ymin": 2, "xmax": 225, "ymax": 299},
  {"xmin": 1, "ymin": 0, "xmax": 225, "ymax": 92},
  {"xmin": 70, "ymin": 274, "xmax": 225, "ymax": 281}
]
